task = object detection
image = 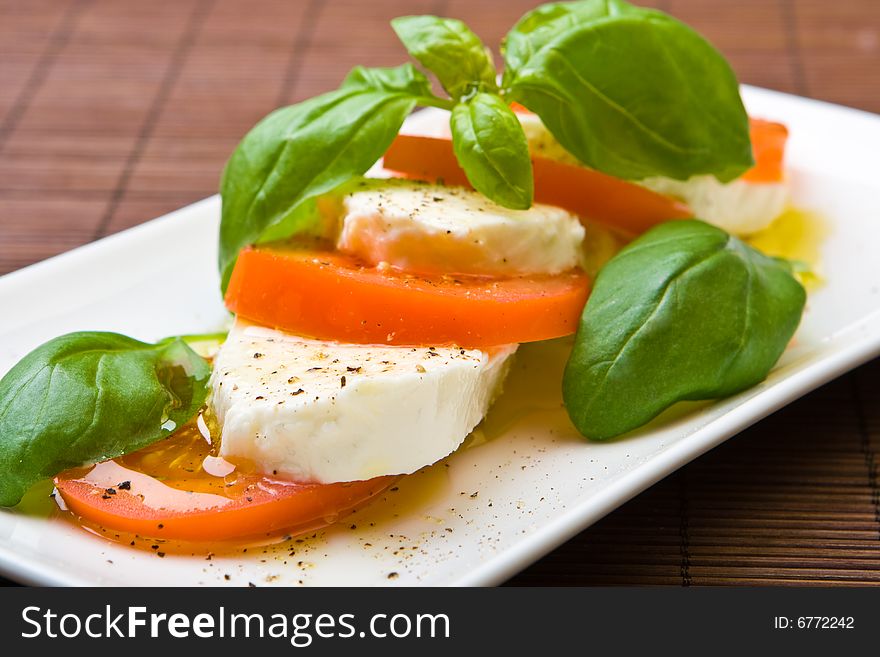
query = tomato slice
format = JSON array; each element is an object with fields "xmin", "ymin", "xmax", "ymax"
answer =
[
  {"xmin": 512, "ymin": 104, "xmax": 787, "ymax": 185},
  {"xmin": 225, "ymin": 245, "xmax": 590, "ymax": 348},
  {"xmin": 383, "ymin": 134, "xmax": 692, "ymax": 235},
  {"xmin": 54, "ymin": 423, "xmax": 393, "ymax": 542},
  {"xmin": 741, "ymin": 118, "xmax": 788, "ymax": 183}
]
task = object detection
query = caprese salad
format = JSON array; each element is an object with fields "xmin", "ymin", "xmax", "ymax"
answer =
[{"xmin": 0, "ymin": 1, "xmax": 808, "ymax": 548}]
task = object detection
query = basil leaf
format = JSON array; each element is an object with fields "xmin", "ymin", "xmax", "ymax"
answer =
[
  {"xmin": 392, "ymin": 15, "xmax": 497, "ymax": 99},
  {"xmin": 0, "ymin": 333, "xmax": 211, "ymax": 506},
  {"xmin": 450, "ymin": 92, "xmax": 533, "ymax": 209},
  {"xmin": 502, "ymin": 0, "xmax": 753, "ymax": 182},
  {"xmin": 340, "ymin": 63, "xmax": 433, "ymax": 96},
  {"xmin": 218, "ymin": 64, "xmax": 430, "ymax": 292},
  {"xmin": 563, "ymin": 220, "xmax": 806, "ymax": 441}
]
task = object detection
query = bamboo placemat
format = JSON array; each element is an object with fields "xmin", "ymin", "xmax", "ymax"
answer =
[{"xmin": 1, "ymin": 0, "xmax": 878, "ymax": 586}]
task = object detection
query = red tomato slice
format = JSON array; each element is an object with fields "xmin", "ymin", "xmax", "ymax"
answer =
[
  {"xmin": 383, "ymin": 134, "xmax": 692, "ymax": 235},
  {"xmin": 54, "ymin": 424, "xmax": 393, "ymax": 542},
  {"xmin": 742, "ymin": 118, "xmax": 788, "ymax": 183},
  {"xmin": 225, "ymin": 245, "xmax": 590, "ymax": 348}
]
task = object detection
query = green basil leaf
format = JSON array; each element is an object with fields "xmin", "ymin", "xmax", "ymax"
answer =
[
  {"xmin": 340, "ymin": 62, "xmax": 433, "ymax": 96},
  {"xmin": 218, "ymin": 64, "xmax": 429, "ymax": 292},
  {"xmin": 392, "ymin": 15, "xmax": 497, "ymax": 100},
  {"xmin": 450, "ymin": 92, "xmax": 533, "ymax": 209},
  {"xmin": 502, "ymin": 0, "xmax": 753, "ymax": 182},
  {"xmin": 563, "ymin": 220, "xmax": 806, "ymax": 441},
  {"xmin": 0, "ymin": 332, "xmax": 211, "ymax": 506}
]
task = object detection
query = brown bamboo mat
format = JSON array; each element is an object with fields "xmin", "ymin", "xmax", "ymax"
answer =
[{"xmin": 1, "ymin": 0, "xmax": 879, "ymax": 586}]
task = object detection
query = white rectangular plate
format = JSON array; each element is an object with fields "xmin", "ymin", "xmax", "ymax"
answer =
[{"xmin": 2, "ymin": 86, "xmax": 880, "ymax": 586}]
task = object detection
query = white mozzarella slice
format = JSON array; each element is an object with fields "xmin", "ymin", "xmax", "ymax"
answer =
[
  {"xmin": 518, "ymin": 112, "xmax": 789, "ymax": 235},
  {"xmin": 209, "ymin": 320, "xmax": 516, "ymax": 483},
  {"xmin": 336, "ymin": 181, "xmax": 585, "ymax": 276},
  {"xmin": 636, "ymin": 175, "xmax": 788, "ymax": 236}
]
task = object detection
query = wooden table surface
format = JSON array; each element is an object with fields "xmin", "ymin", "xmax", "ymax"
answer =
[{"xmin": 2, "ymin": 0, "xmax": 879, "ymax": 586}]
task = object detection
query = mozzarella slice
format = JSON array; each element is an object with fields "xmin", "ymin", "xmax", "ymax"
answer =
[
  {"xmin": 636, "ymin": 175, "xmax": 788, "ymax": 236},
  {"xmin": 209, "ymin": 320, "xmax": 516, "ymax": 483},
  {"xmin": 336, "ymin": 180, "xmax": 585, "ymax": 276},
  {"xmin": 518, "ymin": 112, "xmax": 788, "ymax": 236}
]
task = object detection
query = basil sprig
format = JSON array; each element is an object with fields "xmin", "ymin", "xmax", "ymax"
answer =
[
  {"xmin": 219, "ymin": 1, "xmax": 756, "ymax": 290},
  {"xmin": 0, "ymin": 333, "xmax": 211, "ymax": 506},
  {"xmin": 501, "ymin": 0, "xmax": 753, "ymax": 181},
  {"xmin": 392, "ymin": 15, "xmax": 534, "ymax": 212},
  {"xmin": 563, "ymin": 220, "xmax": 806, "ymax": 440}
]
